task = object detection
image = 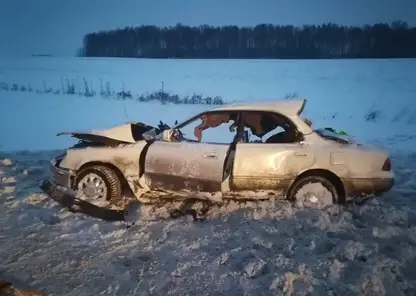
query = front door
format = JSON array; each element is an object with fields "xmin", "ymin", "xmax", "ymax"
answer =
[
  {"xmin": 143, "ymin": 140, "xmax": 230, "ymax": 192},
  {"xmin": 143, "ymin": 110, "xmax": 240, "ymax": 192}
]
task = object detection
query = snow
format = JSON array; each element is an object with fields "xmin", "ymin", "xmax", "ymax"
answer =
[
  {"xmin": 1, "ymin": 57, "xmax": 416, "ymax": 151},
  {"xmin": 1, "ymin": 56, "xmax": 416, "ymax": 295}
]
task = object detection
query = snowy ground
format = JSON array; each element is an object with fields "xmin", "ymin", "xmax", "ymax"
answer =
[
  {"xmin": 1, "ymin": 149, "xmax": 416, "ymax": 296},
  {"xmin": 1, "ymin": 57, "xmax": 416, "ymax": 295}
]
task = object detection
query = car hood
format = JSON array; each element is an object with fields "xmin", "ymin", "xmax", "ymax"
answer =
[{"xmin": 57, "ymin": 122, "xmax": 155, "ymax": 146}]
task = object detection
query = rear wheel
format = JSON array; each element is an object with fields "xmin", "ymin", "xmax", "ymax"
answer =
[
  {"xmin": 75, "ymin": 165, "xmax": 123, "ymax": 208},
  {"xmin": 287, "ymin": 175, "xmax": 339, "ymax": 208}
]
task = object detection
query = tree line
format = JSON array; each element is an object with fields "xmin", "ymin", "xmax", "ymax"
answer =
[{"xmin": 80, "ymin": 21, "xmax": 416, "ymax": 59}]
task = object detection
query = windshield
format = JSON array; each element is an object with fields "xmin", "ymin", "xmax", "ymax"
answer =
[{"xmin": 142, "ymin": 127, "xmax": 163, "ymax": 141}]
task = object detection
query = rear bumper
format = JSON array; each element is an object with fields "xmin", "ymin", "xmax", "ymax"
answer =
[{"xmin": 343, "ymin": 177, "xmax": 395, "ymax": 198}]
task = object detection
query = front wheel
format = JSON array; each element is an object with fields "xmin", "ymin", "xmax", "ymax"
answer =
[
  {"xmin": 74, "ymin": 165, "xmax": 123, "ymax": 208},
  {"xmin": 287, "ymin": 175, "xmax": 339, "ymax": 208}
]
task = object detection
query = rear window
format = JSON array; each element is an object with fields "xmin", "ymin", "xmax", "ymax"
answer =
[{"xmin": 314, "ymin": 128, "xmax": 351, "ymax": 144}]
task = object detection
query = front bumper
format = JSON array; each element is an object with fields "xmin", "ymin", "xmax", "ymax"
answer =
[
  {"xmin": 343, "ymin": 177, "xmax": 395, "ymax": 198},
  {"xmin": 40, "ymin": 180, "xmax": 126, "ymax": 221},
  {"xmin": 50, "ymin": 159, "xmax": 74, "ymax": 188}
]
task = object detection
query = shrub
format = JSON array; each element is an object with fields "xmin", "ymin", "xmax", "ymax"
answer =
[{"xmin": 0, "ymin": 78, "xmax": 226, "ymax": 106}]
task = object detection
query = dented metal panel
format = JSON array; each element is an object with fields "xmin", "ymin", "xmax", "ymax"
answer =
[
  {"xmin": 231, "ymin": 142, "xmax": 315, "ymax": 190},
  {"xmin": 211, "ymin": 99, "xmax": 307, "ymax": 117},
  {"xmin": 57, "ymin": 122, "xmax": 154, "ymax": 145},
  {"xmin": 143, "ymin": 141, "xmax": 230, "ymax": 192},
  {"xmin": 59, "ymin": 141, "xmax": 148, "ymax": 177}
]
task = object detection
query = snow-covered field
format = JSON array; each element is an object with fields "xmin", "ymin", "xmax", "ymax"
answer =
[
  {"xmin": 1, "ymin": 57, "xmax": 416, "ymax": 151},
  {"xmin": 1, "ymin": 57, "xmax": 416, "ymax": 295}
]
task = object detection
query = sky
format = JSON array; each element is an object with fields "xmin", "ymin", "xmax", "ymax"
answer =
[{"xmin": 0, "ymin": 0, "xmax": 415, "ymax": 57}]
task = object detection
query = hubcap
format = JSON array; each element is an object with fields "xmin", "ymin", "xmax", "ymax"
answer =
[
  {"xmin": 77, "ymin": 173, "xmax": 108, "ymax": 203},
  {"xmin": 295, "ymin": 182, "xmax": 333, "ymax": 206}
]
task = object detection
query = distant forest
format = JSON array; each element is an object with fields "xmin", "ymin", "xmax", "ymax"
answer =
[{"xmin": 80, "ymin": 21, "xmax": 416, "ymax": 59}]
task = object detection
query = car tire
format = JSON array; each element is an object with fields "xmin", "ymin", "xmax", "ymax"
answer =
[
  {"xmin": 75, "ymin": 165, "xmax": 123, "ymax": 207},
  {"xmin": 287, "ymin": 175, "xmax": 339, "ymax": 207}
]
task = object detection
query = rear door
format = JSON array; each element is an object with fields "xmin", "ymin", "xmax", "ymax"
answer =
[
  {"xmin": 143, "ymin": 141, "xmax": 230, "ymax": 192},
  {"xmin": 230, "ymin": 110, "xmax": 315, "ymax": 191},
  {"xmin": 231, "ymin": 142, "xmax": 314, "ymax": 191}
]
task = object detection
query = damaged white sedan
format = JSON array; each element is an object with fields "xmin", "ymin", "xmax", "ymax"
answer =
[{"xmin": 45, "ymin": 99, "xmax": 394, "ymax": 211}]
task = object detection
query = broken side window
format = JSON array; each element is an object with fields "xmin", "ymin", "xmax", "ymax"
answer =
[
  {"xmin": 241, "ymin": 111, "xmax": 299, "ymax": 144},
  {"xmin": 178, "ymin": 111, "xmax": 238, "ymax": 144}
]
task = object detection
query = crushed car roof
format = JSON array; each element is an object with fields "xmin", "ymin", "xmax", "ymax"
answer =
[{"xmin": 211, "ymin": 99, "xmax": 306, "ymax": 117}]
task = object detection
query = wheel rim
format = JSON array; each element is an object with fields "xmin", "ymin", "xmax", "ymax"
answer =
[
  {"xmin": 294, "ymin": 182, "xmax": 333, "ymax": 206},
  {"xmin": 77, "ymin": 173, "xmax": 108, "ymax": 204}
]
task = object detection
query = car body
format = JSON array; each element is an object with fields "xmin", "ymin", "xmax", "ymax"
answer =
[{"xmin": 47, "ymin": 99, "xmax": 395, "ymax": 209}]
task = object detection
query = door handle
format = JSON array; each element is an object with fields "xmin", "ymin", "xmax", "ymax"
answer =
[
  {"xmin": 295, "ymin": 152, "xmax": 308, "ymax": 157},
  {"xmin": 203, "ymin": 152, "xmax": 218, "ymax": 159}
]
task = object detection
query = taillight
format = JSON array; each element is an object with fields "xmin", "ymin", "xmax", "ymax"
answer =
[{"xmin": 382, "ymin": 158, "xmax": 391, "ymax": 171}]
